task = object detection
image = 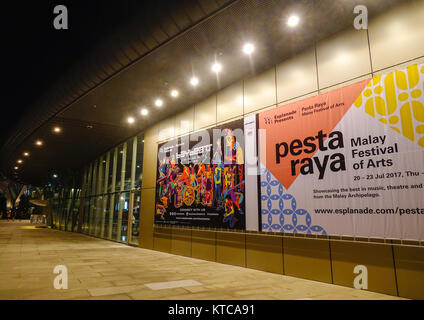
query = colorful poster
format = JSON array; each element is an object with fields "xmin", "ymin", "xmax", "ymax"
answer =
[
  {"xmin": 259, "ymin": 63, "xmax": 424, "ymax": 240},
  {"xmin": 155, "ymin": 119, "xmax": 246, "ymax": 229}
]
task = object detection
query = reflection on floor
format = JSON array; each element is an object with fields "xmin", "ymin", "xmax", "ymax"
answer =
[{"xmin": 0, "ymin": 221, "xmax": 404, "ymax": 300}]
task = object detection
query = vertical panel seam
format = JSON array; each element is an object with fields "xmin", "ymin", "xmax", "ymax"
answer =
[
  {"xmin": 215, "ymin": 231, "xmax": 217, "ymax": 262},
  {"xmin": 193, "ymin": 103, "xmax": 196, "ymax": 132},
  {"xmin": 190, "ymin": 229, "xmax": 193, "ymax": 258},
  {"xmin": 244, "ymin": 232, "xmax": 247, "ymax": 268},
  {"xmin": 274, "ymin": 64, "xmax": 278, "ymax": 108},
  {"xmin": 314, "ymin": 42, "xmax": 320, "ymax": 94},
  {"xmin": 329, "ymin": 240, "xmax": 334, "ymax": 284},
  {"xmin": 282, "ymin": 235, "xmax": 285, "ymax": 275},
  {"xmin": 215, "ymin": 92, "xmax": 218, "ymax": 126},
  {"xmin": 242, "ymin": 79, "xmax": 245, "ymax": 115},
  {"xmin": 152, "ymin": 226, "xmax": 156, "ymax": 251},
  {"xmin": 366, "ymin": 29, "xmax": 374, "ymax": 77},
  {"xmin": 391, "ymin": 240, "xmax": 400, "ymax": 297}
]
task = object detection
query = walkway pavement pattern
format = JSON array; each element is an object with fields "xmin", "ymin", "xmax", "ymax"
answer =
[{"xmin": 0, "ymin": 221, "xmax": 404, "ymax": 300}]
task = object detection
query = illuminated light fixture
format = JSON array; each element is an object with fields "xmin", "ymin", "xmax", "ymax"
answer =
[
  {"xmin": 211, "ymin": 62, "xmax": 222, "ymax": 73},
  {"xmin": 53, "ymin": 174, "xmax": 58, "ymax": 178},
  {"xmin": 140, "ymin": 108, "xmax": 148, "ymax": 116},
  {"xmin": 35, "ymin": 140, "xmax": 43, "ymax": 146},
  {"xmin": 127, "ymin": 117, "xmax": 135, "ymax": 124},
  {"xmin": 243, "ymin": 43, "xmax": 255, "ymax": 55},
  {"xmin": 53, "ymin": 127, "xmax": 61, "ymax": 133},
  {"xmin": 170, "ymin": 89, "xmax": 179, "ymax": 97},
  {"xmin": 155, "ymin": 99, "xmax": 163, "ymax": 107},
  {"xmin": 14, "ymin": 167, "xmax": 19, "ymax": 170},
  {"xmin": 287, "ymin": 15, "xmax": 300, "ymax": 27},
  {"xmin": 23, "ymin": 152, "xmax": 29, "ymax": 157},
  {"xmin": 17, "ymin": 159, "xmax": 23, "ymax": 164},
  {"xmin": 190, "ymin": 77, "xmax": 199, "ymax": 87}
]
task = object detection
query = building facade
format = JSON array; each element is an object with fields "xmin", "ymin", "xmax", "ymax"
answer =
[{"xmin": 17, "ymin": 0, "xmax": 424, "ymax": 300}]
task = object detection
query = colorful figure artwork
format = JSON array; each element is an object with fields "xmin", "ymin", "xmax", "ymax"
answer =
[{"xmin": 155, "ymin": 120, "xmax": 245, "ymax": 229}]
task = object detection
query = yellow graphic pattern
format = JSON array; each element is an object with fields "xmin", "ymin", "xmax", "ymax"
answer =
[{"xmin": 353, "ymin": 63, "xmax": 424, "ymax": 148}]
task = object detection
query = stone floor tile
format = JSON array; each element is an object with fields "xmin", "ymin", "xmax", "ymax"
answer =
[{"xmin": 0, "ymin": 221, "xmax": 405, "ymax": 300}]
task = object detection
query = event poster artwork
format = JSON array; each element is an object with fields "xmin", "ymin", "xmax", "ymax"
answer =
[
  {"xmin": 259, "ymin": 63, "xmax": 424, "ymax": 240},
  {"xmin": 155, "ymin": 119, "xmax": 245, "ymax": 229}
]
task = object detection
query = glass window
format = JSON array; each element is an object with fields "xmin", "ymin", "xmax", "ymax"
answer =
[
  {"xmin": 119, "ymin": 191, "xmax": 130, "ymax": 243},
  {"xmin": 67, "ymin": 131, "xmax": 145, "ymax": 242},
  {"xmin": 110, "ymin": 192, "xmax": 130, "ymax": 243},
  {"xmin": 58, "ymin": 195, "xmax": 66, "ymax": 231},
  {"xmin": 105, "ymin": 151, "xmax": 112, "ymax": 194},
  {"xmin": 91, "ymin": 160, "xmax": 98, "ymax": 196},
  {"xmin": 129, "ymin": 191, "xmax": 141, "ymax": 245},
  {"xmin": 86, "ymin": 163, "xmax": 93, "ymax": 197},
  {"xmin": 72, "ymin": 190, "xmax": 80, "ymax": 233},
  {"xmin": 84, "ymin": 165, "xmax": 91, "ymax": 198},
  {"xmin": 135, "ymin": 135, "xmax": 144, "ymax": 189},
  {"xmin": 103, "ymin": 152, "xmax": 113, "ymax": 193},
  {"xmin": 51, "ymin": 196, "xmax": 59, "ymax": 228},
  {"xmin": 115, "ymin": 145, "xmax": 123, "ymax": 192},
  {"xmin": 65, "ymin": 189, "xmax": 74, "ymax": 232},
  {"xmin": 94, "ymin": 195, "xmax": 103, "ymax": 237},
  {"xmin": 98, "ymin": 156, "xmax": 106, "ymax": 195},
  {"xmin": 105, "ymin": 193, "xmax": 115, "ymax": 240},
  {"xmin": 111, "ymin": 193, "xmax": 120, "ymax": 240},
  {"xmin": 124, "ymin": 140, "xmax": 133, "ymax": 190},
  {"xmin": 101, "ymin": 194, "xmax": 110, "ymax": 238},
  {"xmin": 82, "ymin": 197, "xmax": 90, "ymax": 233},
  {"xmin": 88, "ymin": 196, "xmax": 96, "ymax": 235}
]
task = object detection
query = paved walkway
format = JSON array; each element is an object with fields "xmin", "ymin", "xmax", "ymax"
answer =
[{"xmin": 0, "ymin": 221, "xmax": 404, "ymax": 300}]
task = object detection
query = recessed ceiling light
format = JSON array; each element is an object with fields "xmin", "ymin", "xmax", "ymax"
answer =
[
  {"xmin": 14, "ymin": 167, "xmax": 19, "ymax": 170},
  {"xmin": 17, "ymin": 159, "xmax": 23, "ymax": 164},
  {"xmin": 127, "ymin": 117, "xmax": 135, "ymax": 124},
  {"xmin": 190, "ymin": 77, "xmax": 199, "ymax": 87},
  {"xmin": 53, "ymin": 127, "xmax": 61, "ymax": 133},
  {"xmin": 35, "ymin": 140, "xmax": 43, "ymax": 146},
  {"xmin": 243, "ymin": 43, "xmax": 255, "ymax": 55},
  {"xmin": 155, "ymin": 99, "xmax": 163, "ymax": 107},
  {"xmin": 141, "ymin": 108, "xmax": 148, "ymax": 116},
  {"xmin": 53, "ymin": 174, "xmax": 58, "ymax": 178},
  {"xmin": 287, "ymin": 15, "xmax": 300, "ymax": 27},
  {"xmin": 212, "ymin": 62, "xmax": 222, "ymax": 73},
  {"xmin": 170, "ymin": 90, "xmax": 179, "ymax": 97},
  {"xmin": 23, "ymin": 152, "xmax": 29, "ymax": 157}
]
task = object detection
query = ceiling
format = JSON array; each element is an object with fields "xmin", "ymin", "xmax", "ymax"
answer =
[{"xmin": 1, "ymin": 0, "xmax": 406, "ymax": 185}]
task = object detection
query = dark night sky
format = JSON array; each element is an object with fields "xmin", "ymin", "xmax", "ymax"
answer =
[{"xmin": 0, "ymin": 1, "xmax": 165, "ymax": 147}]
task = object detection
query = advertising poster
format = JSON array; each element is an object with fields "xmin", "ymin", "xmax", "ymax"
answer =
[
  {"xmin": 155, "ymin": 119, "xmax": 246, "ymax": 229},
  {"xmin": 259, "ymin": 63, "xmax": 424, "ymax": 240}
]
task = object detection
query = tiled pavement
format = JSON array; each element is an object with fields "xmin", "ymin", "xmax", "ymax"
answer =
[{"xmin": 0, "ymin": 221, "xmax": 404, "ymax": 300}]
